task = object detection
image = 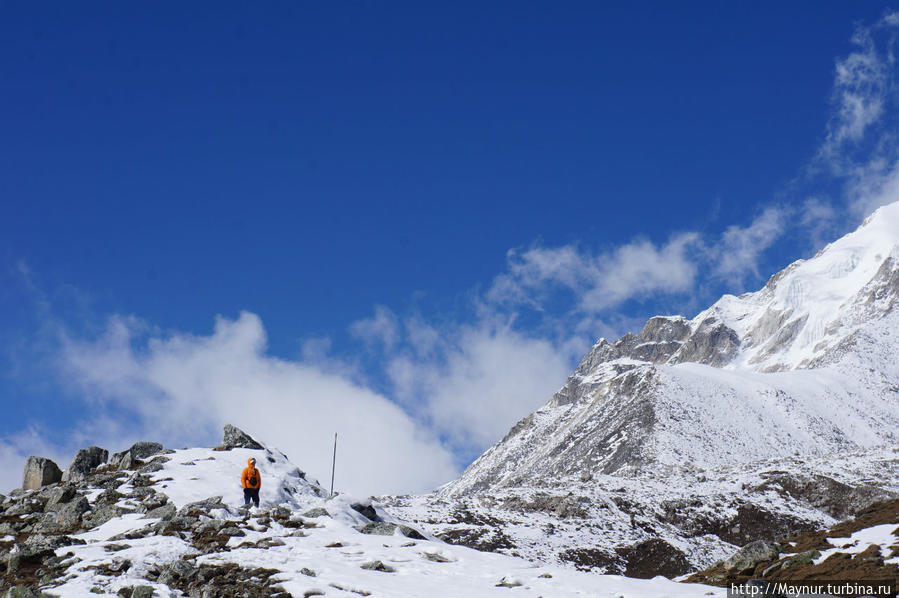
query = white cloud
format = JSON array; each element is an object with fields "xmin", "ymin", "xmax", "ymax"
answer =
[
  {"xmin": 711, "ymin": 206, "xmax": 788, "ymax": 281},
  {"xmin": 349, "ymin": 305, "xmax": 400, "ymax": 350},
  {"xmin": 819, "ymin": 16, "xmax": 895, "ymax": 165},
  {"xmin": 579, "ymin": 233, "xmax": 701, "ymax": 311},
  {"xmin": 488, "ymin": 233, "xmax": 703, "ymax": 314},
  {"xmin": 60, "ymin": 312, "xmax": 457, "ymax": 495},
  {"xmin": 385, "ymin": 322, "xmax": 577, "ymax": 452},
  {"xmin": 809, "ymin": 11, "xmax": 899, "ymax": 221}
]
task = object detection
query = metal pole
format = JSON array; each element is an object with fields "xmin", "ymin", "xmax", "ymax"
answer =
[{"xmin": 330, "ymin": 432, "xmax": 337, "ymax": 497}]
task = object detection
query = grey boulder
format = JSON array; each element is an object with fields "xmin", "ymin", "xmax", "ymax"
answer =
[
  {"xmin": 63, "ymin": 446, "xmax": 108, "ymax": 482},
  {"xmin": 722, "ymin": 539, "xmax": 781, "ymax": 573},
  {"xmin": 222, "ymin": 424, "xmax": 264, "ymax": 450},
  {"xmin": 111, "ymin": 442, "xmax": 165, "ymax": 469},
  {"xmin": 22, "ymin": 457, "xmax": 62, "ymax": 491}
]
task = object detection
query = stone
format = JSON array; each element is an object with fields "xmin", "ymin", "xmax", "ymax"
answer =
[
  {"xmin": 63, "ymin": 446, "xmax": 109, "ymax": 482},
  {"xmin": 360, "ymin": 560, "xmax": 395, "ymax": 572},
  {"xmin": 221, "ymin": 424, "xmax": 264, "ymax": 450},
  {"xmin": 83, "ymin": 504, "xmax": 127, "ymax": 528},
  {"xmin": 145, "ymin": 503, "xmax": 176, "ymax": 521},
  {"xmin": 350, "ymin": 502, "xmax": 380, "ymax": 521},
  {"xmin": 111, "ymin": 442, "xmax": 165, "ymax": 470},
  {"xmin": 22, "ymin": 456, "xmax": 62, "ymax": 490},
  {"xmin": 178, "ymin": 496, "xmax": 226, "ymax": 516},
  {"xmin": 302, "ymin": 507, "xmax": 330, "ymax": 518},
  {"xmin": 355, "ymin": 521, "xmax": 426, "ymax": 540},
  {"xmin": 42, "ymin": 484, "xmax": 76, "ymax": 508},
  {"xmin": 422, "ymin": 551, "xmax": 452, "ymax": 563},
  {"xmin": 44, "ymin": 495, "xmax": 90, "ymax": 530},
  {"xmin": 780, "ymin": 549, "xmax": 821, "ymax": 570},
  {"xmin": 3, "ymin": 586, "xmax": 52, "ymax": 598},
  {"xmin": 131, "ymin": 586, "xmax": 154, "ymax": 598},
  {"xmin": 722, "ymin": 539, "xmax": 781, "ymax": 573}
]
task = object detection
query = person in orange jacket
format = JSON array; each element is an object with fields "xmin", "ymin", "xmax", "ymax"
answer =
[{"xmin": 241, "ymin": 457, "xmax": 261, "ymax": 508}]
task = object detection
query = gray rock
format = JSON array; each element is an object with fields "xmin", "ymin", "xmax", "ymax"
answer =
[
  {"xmin": 19, "ymin": 533, "xmax": 85, "ymax": 557},
  {"xmin": 22, "ymin": 456, "xmax": 62, "ymax": 490},
  {"xmin": 222, "ymin": 424, "xmax": 264, "ymax": 450},
  {"xmin": 350, "ymin": 502, "xmax": 381, "ymax": 521},
  {"xmin": 138, "ymin": 459, "xmax": 166, "ymax": 474},
  {"xmin": 302, "ymin": 507, "xmax": 330, "ymax": 518},
  {"xmin": 158, "ymin": 559, "xmax": 198, "ymax": 585},
  {"xmin": 5, "ymin": 498, "xmax": 42, "ymax": 517},
  {"xmin": 722, "ymin": 539, "xmax": 781, "ymax": 573},
  {"xmin": 355, "ymin": 521, "xmax": 426, "ymax": 539},
  {"xmin": 220, "ymin": 526, "xmax": 244, "ymax": 537},
  {"xmin": 672, "ymin": 318, "xmax": 741, "ymax": 367},
  {"xmin": 3, "ymin": 586, "xmax": 53, "ymax": 598},
  {"xmin": 40, "ymin": 495, "xmax": 90, "ymax": 531},
  {"xmin": 178, "ymin": 496, "xmax": 226, "ymax": 516},
  {"xmin": 111, "ymin": 442, "xmax": 165, "ymax": 469},
  {"xmin": 84, "ymin": 504, "xmax": 128, "ymax": 528},
  {"xmin": 131, "ymin": 585, "xmax": 155, "ymax": 598},
  {"xmin": 193, "ymin": 519, "xmax": 226, "ymax": 535},
  {"xmin": 145, "ymin": 503, "xmax": 176, "ymax": 521},
  {"xmin": 42, "ymin": 484, "xmax": 76, "ymax": 508},
  {"xmin": 361, "ymin": 560, "xmax": 395, "ymax": 573},
  {"xmin": 62, "ymin": 446, "xmax": 108, "ymax": 482}
]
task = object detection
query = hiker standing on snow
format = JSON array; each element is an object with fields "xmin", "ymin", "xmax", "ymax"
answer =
[{"xmin": 241, "ymin": 457, "xmax": 261, "ymax": 507}]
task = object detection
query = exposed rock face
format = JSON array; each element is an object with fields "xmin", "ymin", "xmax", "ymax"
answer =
[
  {"xmin": 669, "ymin": 318, "xmax": 740, "ymax": 366},
  {"xmin": 62, "ymin": 446, "xmax": 108, "ymax": 482},
  {"xmin": 22, "ymin": 457, "xmax": 62, "ymax": 491},
  {"xmin": 222, "ymin": 424, "xmax": 264, "ymax": 450}
]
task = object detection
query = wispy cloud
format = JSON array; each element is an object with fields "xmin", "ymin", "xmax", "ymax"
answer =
[
  {"xmin": 349, "ymin": 305, "xmax": 400, "ymax": 350},
  {"xmin": 820, "ymin": 22, "xmax": 892, "ymax": 161},
  {"xmin": 488, "ymin": 233, "xmax": 703, "ymax": 314},
  {"xmin": 712, "ymin": 206, "xmax": 788, "ymax": 281},
  {"xmin": 811, "ymin": 11, "xmax": 899, "ymax": 219},
  {"xmin": 486, "ymin": 206, "xmax": 794, "ymax": 318}
]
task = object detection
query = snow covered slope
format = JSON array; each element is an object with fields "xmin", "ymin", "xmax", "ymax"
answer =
[
  {"xmin": 1, "ymin": 439, "xmax": 725, "ymax": 597},
  {"xmin": 444, "ymin": 201, "xmax": 899, "ymax": 496}
]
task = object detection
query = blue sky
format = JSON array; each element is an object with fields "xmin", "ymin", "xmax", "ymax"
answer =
[{"xmin": 4, "ymin": 2, "xmax": 899, "ymax": 494}]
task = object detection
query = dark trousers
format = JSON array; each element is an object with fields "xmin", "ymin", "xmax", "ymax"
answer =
[{"xmin": 243, "ymin": 487, "xmax": 260, "ymax": 507}]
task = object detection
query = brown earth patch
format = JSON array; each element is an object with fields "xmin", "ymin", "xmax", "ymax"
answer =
[{"xmin": 688, "ymin": 498, "xmax": 899, "ymax": 590}]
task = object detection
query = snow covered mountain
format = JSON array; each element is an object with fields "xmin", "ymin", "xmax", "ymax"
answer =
[
  {"xmin": 444, "ymin": 201, "xmax": 899, "ymax": 496},
  {"xmin": 2, "ymin": 428, "xmax": 729, "ymax": 597},
  {"xmin": 382, "ymin": 201, "xmax": 899, "ymax": 577}
]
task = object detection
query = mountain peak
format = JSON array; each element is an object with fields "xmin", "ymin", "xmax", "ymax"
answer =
[{"xmin": 444, "ymin": 203, "xmax": 899, "ymax": 496}]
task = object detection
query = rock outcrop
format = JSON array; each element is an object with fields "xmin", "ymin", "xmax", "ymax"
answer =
[
  {"xmin": 62, "ymin": 446, "xmax": 108, "ymax": 482},
  {"xmin": 222, "ymin": 424, "xmax": 264, "ymax": 450},
  {"xmin": 110, "ymin": 442, "xmax": 166, "ymax": 470},
  {"xmin": 21, "ymin": 457, "xmax": 62, "ymax": 491}
]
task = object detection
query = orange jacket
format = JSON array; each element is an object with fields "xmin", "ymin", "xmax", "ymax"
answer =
[{"xmin": 241, "ymin": 458, "xmax": 261, "ymax": 489}]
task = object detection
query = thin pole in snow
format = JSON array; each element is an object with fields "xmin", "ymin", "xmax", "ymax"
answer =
[{"xmin": 330, "ymin": 432, "xmax": 337, "ymax": 497}]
